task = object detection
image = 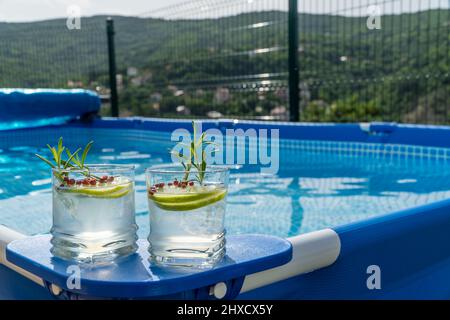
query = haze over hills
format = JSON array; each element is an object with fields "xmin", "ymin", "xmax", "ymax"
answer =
[{"xmin": 0, "ymin": 10, "xmax": 448, "ymax": 122}]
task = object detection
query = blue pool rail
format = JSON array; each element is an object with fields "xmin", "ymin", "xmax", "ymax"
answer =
[
  {"xmin": 70, "ymin": 117, "xmax": 450, "ymax": 149},
  {"xmin": 6, "ymin": 234, "xmax": 292, "ymax": 299},
  {"xmin": 0, "ymin": 89, "xmax": 100, "ymax": 130}
]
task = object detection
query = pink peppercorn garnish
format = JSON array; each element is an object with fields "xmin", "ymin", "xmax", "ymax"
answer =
[
  {"xmin": 168, "ymin": 182, "xmax": 173, "ymax": 187},
  {"xmin": 173, "ymin": 180, "xmax": 179, "ymax": 186},
  {"xmin": 188, "ymin": 181, "xmax": 194, "ymax": 186},
  {"xmin": 102, "ymin": 176, "xmax": 108, "ymax": 180},
  {"xmin": 89, "ymin": 180, "xmax": 97, "ymax": 186},
  {"xmin": 76, "ymin": 180, "xmax": 82, "ymax": 185},
  {"xmin": 108, "ymin": 176, "xmax": 114, "ymax": 182}
]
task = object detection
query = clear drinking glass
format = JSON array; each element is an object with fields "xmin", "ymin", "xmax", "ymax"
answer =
[
  {"xmin": 51, "ymin": 164, "xmax": 138, "ymax": 262},
  {"xmin": 146, "ymin": 165, "xmax": 229, "ymax": 268}
]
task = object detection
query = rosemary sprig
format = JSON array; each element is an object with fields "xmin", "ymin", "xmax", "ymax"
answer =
[
  {"xmin": 171, "ymin": 121, "xmax": 217, "ymax": 185},
  {"xmin": 35, "ymin": 137, "xmax": 96, "ymax": 182}
]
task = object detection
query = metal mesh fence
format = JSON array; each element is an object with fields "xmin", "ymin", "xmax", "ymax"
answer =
[
  {"xmin": 298, "ymin": 0, "xmax": 449, "ymax": 124},
  {"xmin": 113, "ymin": 0, "xmax": 289, "ymax": 120},
  {"xmin": 114, "ymin": 0, "xmax": 449, "ymax": 123},
  {"xmin": 0, "ymin": 0, "xmax": 448, "ymax": 123},
  {"xmin": 0, "ymin": 18, "xmax": 108, "ymax": 92}
]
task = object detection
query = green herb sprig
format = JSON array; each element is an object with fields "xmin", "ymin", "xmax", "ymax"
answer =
[
  {"xmin": 171, "ymin": 121, "xmax": 217, "ymax": 185},
  {"xmin": 35, "ymin": 137, "xmax": 96, "ymax": 182}
]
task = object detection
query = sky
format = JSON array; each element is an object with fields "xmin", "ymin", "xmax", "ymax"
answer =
[
  {"xmin": 0, "ymin": 0, "xmax": 447, "ymax": 22},
  {"xmin": 0, "ymin": 0, "xmax": 181, "ymax": 22}
]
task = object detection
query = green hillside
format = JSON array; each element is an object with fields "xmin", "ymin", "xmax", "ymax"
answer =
[{"xmin": 0, "ymin": 10, "xmax": 448, "ymax": 123}]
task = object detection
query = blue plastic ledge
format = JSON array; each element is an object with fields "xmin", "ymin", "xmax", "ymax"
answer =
[
  {"xmin": 0, "ymin": 89, "xmax": 100, "ymax": 125},
  {"xmin": 6, "ymin": 235, "xmax": 292, "ymax": 299}
]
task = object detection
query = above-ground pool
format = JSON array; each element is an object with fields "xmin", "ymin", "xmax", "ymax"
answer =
[
  {"xmin": 2, "ymin": 115, "xmax": 450, "ymax": 299},
  {"xmin": 1, "ymin": 124, "xmax": 450, "ymax": 239}
]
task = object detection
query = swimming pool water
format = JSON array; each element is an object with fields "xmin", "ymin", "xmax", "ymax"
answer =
[{"xmin": 1, "ymin": 127, "xmax": 450, "ymax": 238}]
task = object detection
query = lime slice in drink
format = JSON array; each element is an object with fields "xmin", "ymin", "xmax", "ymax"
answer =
[
  {"xmin": 150, "ymin": 188, "xmax": 223, "ymax": 203},
  {"xmin": 99, "ymin": 186, "xmax": 132, "ymax": 199},
  {"xmin": 57, "ymin": 182, "xmax": 132, "ymax": 199},
  {"xmin": 149, "ymin": 188, "xmax": 227, "ymax": 211}
]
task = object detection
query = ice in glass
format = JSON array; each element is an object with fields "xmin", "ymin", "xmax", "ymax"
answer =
[
  {"xmin": 51, "ymin": 165, "xmax": 138, "ymax": 262},
  {"xmin": 146, "ymin": 166, "xmax": 229, "ymax": 268}
]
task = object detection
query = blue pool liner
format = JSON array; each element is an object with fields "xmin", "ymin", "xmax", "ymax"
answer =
[{"xmin": 0, "ymin": 89, "xmax": 100, "ymax": 130}]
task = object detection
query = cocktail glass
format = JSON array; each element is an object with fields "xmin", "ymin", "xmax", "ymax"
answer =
[
  {"xmin": 146, "ymin": 165, "xmax": 229, "ymax": 268},
  {"xmin": 51, "ymin": 164, "xmax": 137, "ymax": 262}
]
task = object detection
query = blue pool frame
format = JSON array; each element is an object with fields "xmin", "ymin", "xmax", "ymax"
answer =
[
  {"xmin": 75, "ymin": 117, "xmax": 450, "ymax": 149},
  {"xmin": 1, "ymin": 117, "xmax": 450, "ymax": 300}
]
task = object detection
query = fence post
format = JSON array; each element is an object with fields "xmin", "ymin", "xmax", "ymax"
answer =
[
  {"xmin": 288, "ymin": 0, "xmax": 300, "ymax": 122},
  {"xmin": 106, "ymin": 17, "xmax": 119, "ymax": 117}
]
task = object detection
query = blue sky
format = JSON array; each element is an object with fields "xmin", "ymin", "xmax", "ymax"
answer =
[{"xmin": 0, "ymin": 0, "xmax": 447, "ymax": 22}]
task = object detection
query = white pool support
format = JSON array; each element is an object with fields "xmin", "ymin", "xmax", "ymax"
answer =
[
  {"xmin": 0, "ymin": 225, "xmax": 45, "ymax": 287},
  {"xmin": 239, "ymin": 228, "xmax": 341, "ymax": 294},
  {"xmin": 0, "ymin": 225, "xmax": 341, "ymax": 298}
]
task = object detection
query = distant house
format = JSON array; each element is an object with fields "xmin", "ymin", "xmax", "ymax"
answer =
[
  {"xmin": 176, "ymin": 105, "xmax": 190, "ymax": 115},
  {"xmin": 67, "ymin": 80, "xmax": 83, "ymax": 88},
  {"xmin": 275, "ymin": 88, "xmax": 288, "ymax": 100},
  {"xmin": 270, "ymin": 106, "xmax": 288, "ymax": 120},
  {"xmin": 150, "ymin": 92, "xmax": 162, "ymax": 103},
  {"xmin": 130, "ymin": 77, "xmax": 143, "ymax": 86},
  {"xmin": 207, "ymin": 111, "xmax": 223, "ymax": 119},
  {"xmin": 127, "ymin": 67, "xmax": 138, "ymax": 77},
  {"xmin": 167, "ymin": 85, "xmax": 178, "ymax": 93},
  {"xmin": 299, "ymin": 82, "xmax": 311, "ymax": 101},
  {"xmin": 130, "ymin": 72, "xmax": 152, "ymax": 87},
  {"xmin": 174, "ymin": 90, "xmax": 184, "ymax": 97},
  {"xmin": 195, "ymin": 89, "xmax": 205, "ymax": 97},
  {"xmin": 214, "ymin": 87, "xmax": 231, "ymax": 104}
]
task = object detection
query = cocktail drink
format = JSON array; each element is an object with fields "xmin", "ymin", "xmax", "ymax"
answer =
[
  {"xmin": 51, "ymin": 165, "xmax": 138, "ymax": 262},
  {"xmin": 146, "ymin": 166, "xmax": 229, "ymax": 268}
]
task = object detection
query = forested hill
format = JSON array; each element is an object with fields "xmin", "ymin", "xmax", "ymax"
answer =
[{"xmin": 0, "ymin": 9, "xmax": 448, "ymax": 122}]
